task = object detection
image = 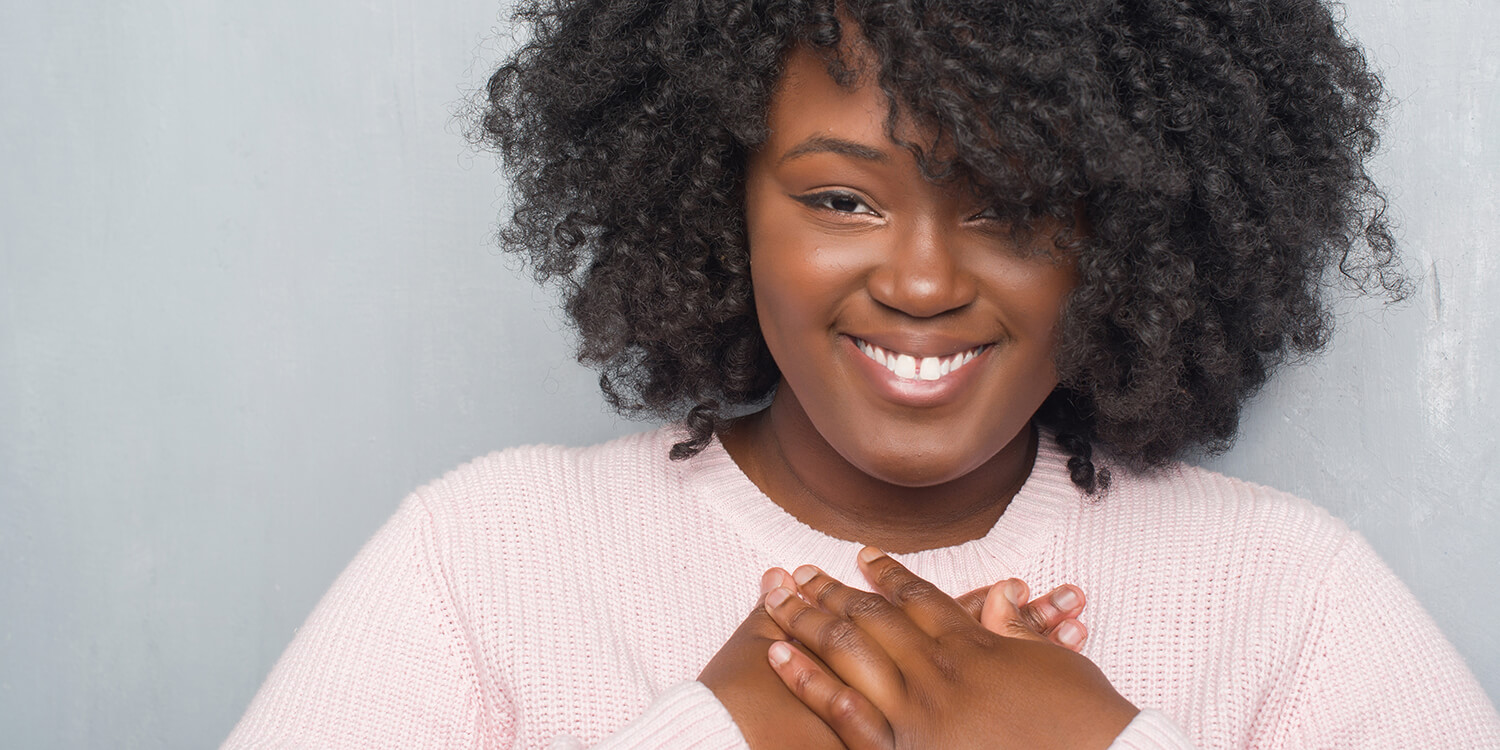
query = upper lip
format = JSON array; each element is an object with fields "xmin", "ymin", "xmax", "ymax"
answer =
[{"xmin": 846, "ymin": 332, "xmax": 993, "ymax": 358}]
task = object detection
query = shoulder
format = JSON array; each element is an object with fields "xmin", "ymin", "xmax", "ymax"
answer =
[
  {"xmin": 405, "ymin": 425, "xmax": 690, "ymax": 523},
  {"xmin": 1079, "ymin": 458, "xmax": 1357, "ymax": 588},
  {"xmin": 378, "ymin": 426, "xmax": 710, "ymax": 628},
  {"xmin": 1071, "ymin": 460, "xmax": 1399, "ymax": 725},
  {"xmin": 392, "ymin": 425, "xmax": 746, "ymax": 584}
]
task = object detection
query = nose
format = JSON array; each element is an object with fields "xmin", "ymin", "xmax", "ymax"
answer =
[{"xmin": 866, "ymin": 224, "xmax": 977, "ymax": 318}]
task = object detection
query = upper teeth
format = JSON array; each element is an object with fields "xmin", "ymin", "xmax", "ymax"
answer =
[{"xmin": 854, "ymin": 338, "xmax": 984, "ymax": 381}]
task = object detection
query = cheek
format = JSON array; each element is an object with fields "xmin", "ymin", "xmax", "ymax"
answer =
[
  {"xmin": 996, "ymin": 261, "xmax": 1075, "ymax": 347},
  {"xmin": 749, "ymin": 250, "xmax": 840, "ymax": 378},
  {"xmin": 746, "ymin": 218, "xmax": 801, "ymax": 341},
  {"xmin": 745, "ymin": 214, "xmax": 853, "ymax": 349}
]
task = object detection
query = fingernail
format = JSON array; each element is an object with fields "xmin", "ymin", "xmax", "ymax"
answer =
[
  {"xmin": 1004, "ymin": 580, "xmax": 1026, "ymax": 607},
  {"xmin": 766, "ymin": 587, "xmax": 792, "ymax": 608},
  {"xmin": 769, "ymin": 641, "xmax": 793, "ymax": 666},
  {"xmin": 1057, "ymin": 620, "xmax": 1085, "ymax": 647},
  {"xmin": 858, "ymin": 546, "xmax": 885, "ymax": 564},
  {"xmin": 1053, "ymin": 587, "xmax": 1080, "ymax": 610},
  {"xmin": 793, "ymin": 565, "xmax": 819, "ymax": 586},
  {"xmin": 760, "ymin": 569, "xmax": 781, "ymax": 594}
]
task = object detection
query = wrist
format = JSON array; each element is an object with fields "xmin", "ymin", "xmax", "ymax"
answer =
[{"xmin": 1087, "ymin": 698, "xmax": 1140, "ymax": 749}]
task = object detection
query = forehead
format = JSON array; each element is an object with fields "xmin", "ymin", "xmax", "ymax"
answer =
[
  {"xmin": 763, "ymin": 44, "xmax": 905, "ymax": 155},
  {"xmin": 760, "ymin": 42, "xmax": 961, "ymax": 180}
]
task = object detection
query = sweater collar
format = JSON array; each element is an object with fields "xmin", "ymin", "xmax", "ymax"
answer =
[{"xmin": 678, "ymin": 427, "xmax": 1082, "ymax": 595}]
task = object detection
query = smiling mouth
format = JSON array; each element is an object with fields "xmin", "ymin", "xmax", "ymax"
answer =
[{"xmin": 852, "ymin": 338, "xmax": 988, "ymax": 382}]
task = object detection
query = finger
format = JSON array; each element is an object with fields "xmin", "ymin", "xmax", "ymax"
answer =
[
  {"xmin": 763, "ymin": 585, "xmax": 906, "ymax": 706},
  {"xmin": 998, "ymin": 582, "xmax": 1088, "ymax": 650},
  {"xmin": 952, "ymin": 585, "xmax": 1087, "ymax": 650},
  {"xmin": 761, "ymin": 567, "xmax": 794, "ymax": 597},
  {"xmin": 790, "ymin": 564, "xmax": 932, "ymax": 655},
  {"xmin": 736, "ymin": 573, "xmax": 796, "ymax": 641},
  {"xmin": 756, "ymin": 571, "xmax": 850, "ymax": 677},
  {"xmin": 955, "ymin": 578, "xmax": 1091, "ymax": 651},
  {"xmin": 979, "ymin": 579, "xmax": 1051, "ymax": 642},
  {"xmin": 1052, "ymin": 617, "xmax": 1089, "ymax": 651},
  {"xmin": 1016, "ymin": 584, "xmax": 1087, "ymax": 643},
  {"xmin": 954, "ymin": 585, "xmax": 989, "ymax": 621},
  {"xmin": 768, "ymin": 641, "xmax": 895, "ymax": 750},
  {"xmin": 857, "ymin": 547, "xmax": 974, "ymax": 636}
]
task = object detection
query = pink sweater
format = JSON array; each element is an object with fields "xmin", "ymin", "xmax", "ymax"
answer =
[{"xmin": 224, "ymin": 428, "xmax": 1500, "ymax": 749}]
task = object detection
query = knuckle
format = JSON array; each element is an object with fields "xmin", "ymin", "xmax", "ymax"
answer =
[
  {"xmin": 783, "ymin": 603, "xmax": 819, "ymax": 633},
  {"xmin": 890, "ymin": 578, "xmax": 935, "ymax": 606},
  {"xmin": 808, "ymin": 577, "xmax": 842, "ymax": 605},
  {"xmin": 1004, "ymin": 621, "xmax": 1037, "ymax": 640},
  {"xmin": 1019, "ymin": 604, "xmax": 1049, "ymax": 633},
  {"xmin": 828, "ymin": 687, "xmax": 864, "ymax": 723},
  {"xmin": 816, "ymin": 618, "xmax": 863, "ymax": 652},
  {"xmin": 948, "ymin": 629, "xmax": 992, "ymax": 651},
  {"xmin": 927, "ymin": 649, "xmax": 963, "ymax": 683},
  {"xmin": 842, "ymin": 592, "xmax": 889, "ymax": 621},
  {"xmin": 874, "ymin": 562, "xmax": 910, "ymax": 590},
  {"xmin": 956, "ymin": 589, "xmax": 987, "ymax": 614},
  {"xmin": 791, "ymin": 665, "xmax": 820, "ymax": 695}
]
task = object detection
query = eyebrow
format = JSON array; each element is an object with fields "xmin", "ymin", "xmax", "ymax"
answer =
[{"xmin": 778, "ymin": 135, "xmax": 889, "ymax": 165}]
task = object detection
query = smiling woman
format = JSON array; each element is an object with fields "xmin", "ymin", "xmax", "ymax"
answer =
[
  {"xmin": 220, "ymin": 0, "xmax": 1500, "ymax": 747},
  {"xmin": 725, "ymin": 43, "xmax": 1079, "ymax": 545}
]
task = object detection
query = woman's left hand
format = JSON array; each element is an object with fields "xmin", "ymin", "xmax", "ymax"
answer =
[{"xmin": 762, "ymin": 548, "xmax": 1138, "ymax": 750}]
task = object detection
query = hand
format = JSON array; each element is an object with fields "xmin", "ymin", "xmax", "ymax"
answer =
[
  {"xmin": 982, "ymin": 579, "xmax": 1090, "ymax": 652},
  {"xmin": 778, "ymin": 568, "xmax": 1090, "ymax": 652},
  {"xmin": 698, "ymin": 572, "xmax": 846, "ymax": 749},
  {"xmin": 762, "ymin": 548, "xmax": 1137, "ymax": 750},
  {"xmin": 697, "ymin": 565, "xmax": 1089, "ymax": 749}
]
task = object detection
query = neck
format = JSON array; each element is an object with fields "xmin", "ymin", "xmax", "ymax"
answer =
[{"xmin": 720, "ymin": 390, "xmax": 1038, "ymax": 554}]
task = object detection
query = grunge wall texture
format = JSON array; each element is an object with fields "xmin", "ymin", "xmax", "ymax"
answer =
[{"xmin": 1, "ymin": 0, "xmax": 1496, "ymax": 746}]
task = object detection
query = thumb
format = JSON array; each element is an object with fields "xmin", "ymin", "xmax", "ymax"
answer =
[{"xmin": 980, "ymin": 578, "xmax": 1047, "ymax": 641}]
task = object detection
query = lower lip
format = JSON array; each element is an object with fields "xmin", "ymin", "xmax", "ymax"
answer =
[{"xmin": 842, "ymin": 335, "xmax": 990, "ymax": 408}]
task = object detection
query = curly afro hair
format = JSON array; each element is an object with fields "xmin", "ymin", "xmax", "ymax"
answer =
[{"xmin": 478, "ymin": 0, "xmax": 1402, "ymax": 492}]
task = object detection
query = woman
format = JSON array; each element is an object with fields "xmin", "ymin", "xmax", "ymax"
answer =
[{"xmin": 226, "ymin": 0, "xmax": 1500, "ymax": 747}]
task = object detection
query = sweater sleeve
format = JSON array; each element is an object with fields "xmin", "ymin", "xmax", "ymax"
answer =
[
  {"xmin": 1256, "ymin": 531, "xmax": 1500, "ymax": 748},
  {"xmin": 221, "ymin": 496, "xmax": 491, "ymax": 748},
  {"xmin": 548, "ymin": 681, "xmax": 748, "ymax": 750},
  {"xmin": 221, "ymin": 495, "xmax": 751, "ymax": 750},
  {"xmin": 1106, "ymin": 710, "xmax": 1198, "ymax": 749}
]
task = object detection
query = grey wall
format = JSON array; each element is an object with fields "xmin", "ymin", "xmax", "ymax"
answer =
[{"xmin": 1, "ymin": 0, "xmax": 1495, "ymax": 747}]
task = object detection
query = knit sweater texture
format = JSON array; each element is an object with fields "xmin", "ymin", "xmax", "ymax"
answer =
[{"xmin": 224, "ymin": 427, "xmax": 1500, "ymax": 749}]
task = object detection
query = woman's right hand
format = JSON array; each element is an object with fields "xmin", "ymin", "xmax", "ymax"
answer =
[
  {"xmin": 761, "ymin": 555, "xmax": 1132, "ymax": 750},
  {"xmin": 698, "ymin": 570, "xmax": 1091, "ymax": 749}
]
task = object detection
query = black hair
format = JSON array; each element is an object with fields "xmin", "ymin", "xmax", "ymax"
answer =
[{"xmin": 477, "ymin": 0, "xmax": 1402, "ymax": 492}]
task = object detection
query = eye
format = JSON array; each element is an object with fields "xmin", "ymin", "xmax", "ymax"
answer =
[
  {"xmin": 968, "ymin": 205, "xmax": 1003, "ymax": 222},
  {"xmin": 795, "ymin": 190, "xmax": 879, "ymax": 216}
]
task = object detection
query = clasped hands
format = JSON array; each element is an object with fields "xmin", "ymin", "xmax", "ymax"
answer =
[{"xmin": 699, "ymin": 547, "xmax": 1137, "ymax": 749}]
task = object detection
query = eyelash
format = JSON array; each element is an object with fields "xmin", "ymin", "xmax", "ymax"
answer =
[
  {"xmin": 795, "ymin": 190, "xmax": 878, "ymax": 216},
  {"xmin": 793, "ymin": 190, "xmax": 1005, "ymax": 224}
]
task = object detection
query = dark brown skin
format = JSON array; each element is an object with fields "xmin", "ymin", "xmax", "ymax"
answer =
[
  {"xmin": 720, "ymin": 40, "xmax": 1079, "ymax": 554},
  {"xmin": 700, "ymin": 37, "xmax": 1133, "ymax": 749},
  {"xmin": 761, "ymin": 551, "xmax": 1137, "ymax": 750},
  {"xmin": 699, "ymin": 570, "xmax": 1095, "ymax": 749},
  {"xmin": 698, "ymin": 588, "xmax": 843, "ymax": 749}
]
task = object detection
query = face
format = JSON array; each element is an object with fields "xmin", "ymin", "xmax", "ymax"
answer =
[{"xmin": 744, "ymin": 44, "xmax": 1079, "ymax": 488}]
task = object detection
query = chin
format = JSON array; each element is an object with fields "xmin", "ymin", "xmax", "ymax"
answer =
[{"xmin": 835, "ymin": 429, "xmax": 1005, "ymax": 488}]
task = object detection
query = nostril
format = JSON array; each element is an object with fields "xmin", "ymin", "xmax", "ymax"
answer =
[{"xmin": 868, "ymin": 264, "xmax": 975, "ymax": 318}]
